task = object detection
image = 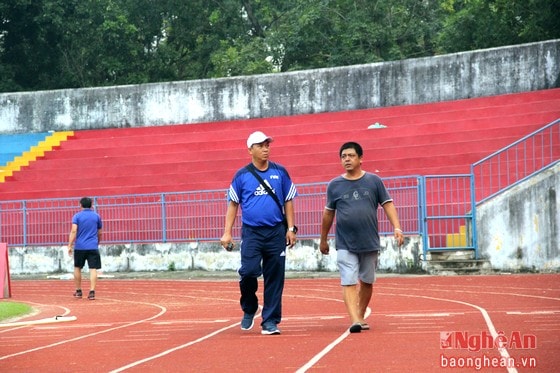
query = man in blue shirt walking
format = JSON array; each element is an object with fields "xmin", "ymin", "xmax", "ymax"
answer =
[
  {"xmin": 68, "ymin": 197, "xmax": 103, "ymax": 300},
  {"xmin": 221, "ymin": 131, "xmax": 298, "ymax": 335}
]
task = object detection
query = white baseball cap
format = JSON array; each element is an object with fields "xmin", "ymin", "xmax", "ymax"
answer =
[{"xmin": 246, "ymin": 131, "xmax": 273, "ymax": 148}]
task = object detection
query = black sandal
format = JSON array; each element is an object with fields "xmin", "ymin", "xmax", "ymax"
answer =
[{"xmin": 349, "ymin": 323, "xmax": 362, "ymax": 333}]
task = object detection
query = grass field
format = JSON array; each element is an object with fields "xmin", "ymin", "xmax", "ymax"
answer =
[{"xmin": 0, "ymin": 301, "xmax": 33, "ymax": 322}]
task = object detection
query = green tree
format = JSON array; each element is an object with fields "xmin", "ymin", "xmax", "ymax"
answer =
[
  {"xmin": 55, "ymin": 0, "xmax": 149, "ymax": 87},
  {"xmin": 266, "ymin": 0, "xmax": 443, "ymax": 71},
  {"xmin": 437, "ymin": 0, "xmax": 560, "ymax": 53},
  {"xmin": 0, "ymin": 0, "xmax": 155, "ymax": 90},
  {"xmin": 1, "ymin": 0, "xmax": 558, "ymax": 92},
  {"xmin": 0, "ymin": 0, "xmax": 61, "ymax": 91}
]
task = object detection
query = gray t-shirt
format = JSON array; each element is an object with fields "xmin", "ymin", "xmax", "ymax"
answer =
[{"xmin": 325, "ymin": 172, "xmax": 392, "ymax": 252}]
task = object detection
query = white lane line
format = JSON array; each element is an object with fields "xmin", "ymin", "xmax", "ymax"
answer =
[
  {"xmin": 384, "ymin": 292, "xmax": 518, "ymax": 373},
  {"xmin": 295, "ymin": 307, "xmax": 371, "ymax": 373},
  {"xmin": 109, "ymin": 309, "xmax": 263, "ymax": 373},
  {"xmin": 385, "ymin": 312, "xmax": 461, "ymax": 317},
  {"xmin": 285, "ymin": 315, "xmax": 345, "ymax": 321},
  {"xmin": 0, "ymin": 315, "xmax": 76, "ymax": 328},
  {"xmin": 109, "ymin": 322, "xmax": 241, "ymax": 373},
  {"xmin": 0, "ymin": 301, "xmax": 71, "ymax": 333},
  {"xmin": 0, "ymin": 298, "xmax": 166, "ymax": 361},
  {"xmin": 506, "ymin": 310, "xmax": 560, "ymax": 315},
  {"xmin": 153, "ymin": 319, "xmax": 230, "ymax": 325},
  {"xmin": 296, "ymin": 293, "xmax": 519, "ymax": 373}
]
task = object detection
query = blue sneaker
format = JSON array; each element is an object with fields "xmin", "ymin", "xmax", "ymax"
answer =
[
  {"xmin": 261, "ymin": 323, "xmax": 281, "ymax": 335},
  {"xmin": 241, "ymin": 313, "xmax": 255, "ymax": 330}
]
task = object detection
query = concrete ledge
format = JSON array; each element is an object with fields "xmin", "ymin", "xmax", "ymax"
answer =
[
  {"xmin": 7, "ymin": 236, "xmax": 423, "ymax": 275},
  {"xmin": 1, "ymin": 40, "xmax": 558, "ymax": 133}
]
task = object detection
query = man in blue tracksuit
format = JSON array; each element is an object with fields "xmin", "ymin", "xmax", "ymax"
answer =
[{"xmin": 221, "ymin": 131, "xmax": 298, "ymax": 335}]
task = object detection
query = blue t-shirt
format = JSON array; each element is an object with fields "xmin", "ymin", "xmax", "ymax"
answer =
[
  {"xmin": 72, "ymin": 209, "xmax": 102, "ymax": 250},
  {"xmin": 325, "ymin": 172, "xmax": 392, "ymax": 252},
  {"xmin": 227, "ymin": 162, "xmax": 298, "ymax": 227}
]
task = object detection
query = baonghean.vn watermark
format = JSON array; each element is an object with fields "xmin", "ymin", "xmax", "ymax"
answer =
[{"xmin": 439, "ymin": 331, "xmax": 537, "ymax": 369}]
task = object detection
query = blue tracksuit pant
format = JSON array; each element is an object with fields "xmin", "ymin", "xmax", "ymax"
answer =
[{"xmin": 238, "ymin": 223, "xmax": 286, "ymax": 327}]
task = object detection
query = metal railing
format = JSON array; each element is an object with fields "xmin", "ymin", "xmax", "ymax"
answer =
[
  {"xmin": 422, "ymin": 174, "xmax": 476, "ymax": 257},
  {"xmin": 472, "ymin": 119, "xmax": 560, "ymax": 203},
  {"xmin": 1, "ymin": 120, "xmax": 557, "ymax": 259},
  {"xmin": 0, "ymin": 176, "xmax": 422, "ymax": 247}
]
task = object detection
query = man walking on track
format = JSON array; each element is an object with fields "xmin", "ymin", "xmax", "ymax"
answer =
[
  {"xmin": 68, "ymin": 197, "xmax": 103, "ymax": 300},
  {"xmin": 221, "ymin": 131, "xmax": 298, "ymax": 335},
  {"xmin": 320, "ymin": 142, "xmax": 404, "ymax": 333}
]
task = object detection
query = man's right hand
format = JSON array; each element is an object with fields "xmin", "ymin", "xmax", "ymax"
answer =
[
  {"xmin": 319, "ymin": 241, "xmax": 330, "ymax": 255},
  {"xmin": 220, "ymin": 233, "xmax": 233, "ymax": 251}
]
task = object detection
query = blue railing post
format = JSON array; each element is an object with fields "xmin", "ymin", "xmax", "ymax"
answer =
[
  {"xmin": 469, "ymin": 168, "xmax": 478, "ymax": 259},
  {"xmin": 22, "ymin": 201, "xmax": 27, "ymax": 247},
  {"xmin": 416, "ymin": 176, "xmax": 423, "ymax": 238},
  {"xmin": 418, "ymin": 176, "xmax": 429, "ymax": 260},
  {"xmin": 161, "ymin": 194, "xmax": 167, "ymax": 243}
]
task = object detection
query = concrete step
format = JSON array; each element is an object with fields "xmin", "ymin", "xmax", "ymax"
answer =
[
  {"xmin": 422, "ymin": 249, "xmax": 492, "ymax": 275},
  {"xmin": 424, "ymin": 259, "xmax": 493, "ymax": 275}
]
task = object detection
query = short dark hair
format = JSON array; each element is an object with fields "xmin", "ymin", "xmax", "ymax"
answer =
[
  {"xmin": 339, "ymin": 142, "xmax": 363, "ymax": 158},
  {"xmin": 80, "ymin": 197, "xmax": 92, "ymax": 208}
]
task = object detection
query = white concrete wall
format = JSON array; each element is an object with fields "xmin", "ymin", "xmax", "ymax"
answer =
[
  {"xmin": 7, "ymin": 236, "xmax": 422, "ymax": 275},
  {"xmin": 477, "ymin": 163, "xmax": 560, "ymax": 271},
  {"xmin": 1, "ymin": 40, "xmax": 558, "ymax": 134}
]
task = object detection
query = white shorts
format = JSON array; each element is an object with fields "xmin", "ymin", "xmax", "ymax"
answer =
[{"xmin": 336, "ymin": 250, "xmax": 378, "ymax": 286}]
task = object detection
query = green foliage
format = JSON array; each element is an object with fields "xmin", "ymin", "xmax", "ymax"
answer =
[
  {"xmin": 0, "ymin": 302, "xmax": 33, "ymax": 321},
  {"xmin": 437, "ymin": 0, "xmax": 560, "ymax": 53},
  {"xmin": 0, "ymin": 0, "xmax": 558, "ymax": 92}
]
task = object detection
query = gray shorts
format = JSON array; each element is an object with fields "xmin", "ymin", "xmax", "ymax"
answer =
[{"xmin": 336, "ymin": 250, "xmax": 378, "ymax": 286}]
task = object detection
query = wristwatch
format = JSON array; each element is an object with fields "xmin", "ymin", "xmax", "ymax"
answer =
[{"xmin": 288, "ymin": 226, "xmax": 298, "ymax": 234}]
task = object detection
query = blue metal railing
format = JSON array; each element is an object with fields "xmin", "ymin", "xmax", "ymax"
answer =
[
  {"xmin": 472, "ymin": 119, "xmax": 560, "ymax": 204},
  {"xmin": 0, "ymin": 177, "xmax": 422, "ymax": 247},
  {"xmin": 1, "ymin": 120, "xmax": 557, "ymax": 257},
  {"xmin": 421, "ymin": 174, "xmax": 476, "ymax": 258}
]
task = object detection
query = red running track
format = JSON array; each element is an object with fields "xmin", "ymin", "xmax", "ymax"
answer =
[{"xmin": 1, "ymin": 274, "xmax": 558, "ymax": 372}]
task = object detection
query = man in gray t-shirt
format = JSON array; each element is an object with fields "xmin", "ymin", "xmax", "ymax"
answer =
[
  {"xmin": 326, "ymin": 172, "xmax": 391, "ymax": 252},
  {"xmin": 320, "ymin": 142, "xmax": 404, "ymax": 333}
]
